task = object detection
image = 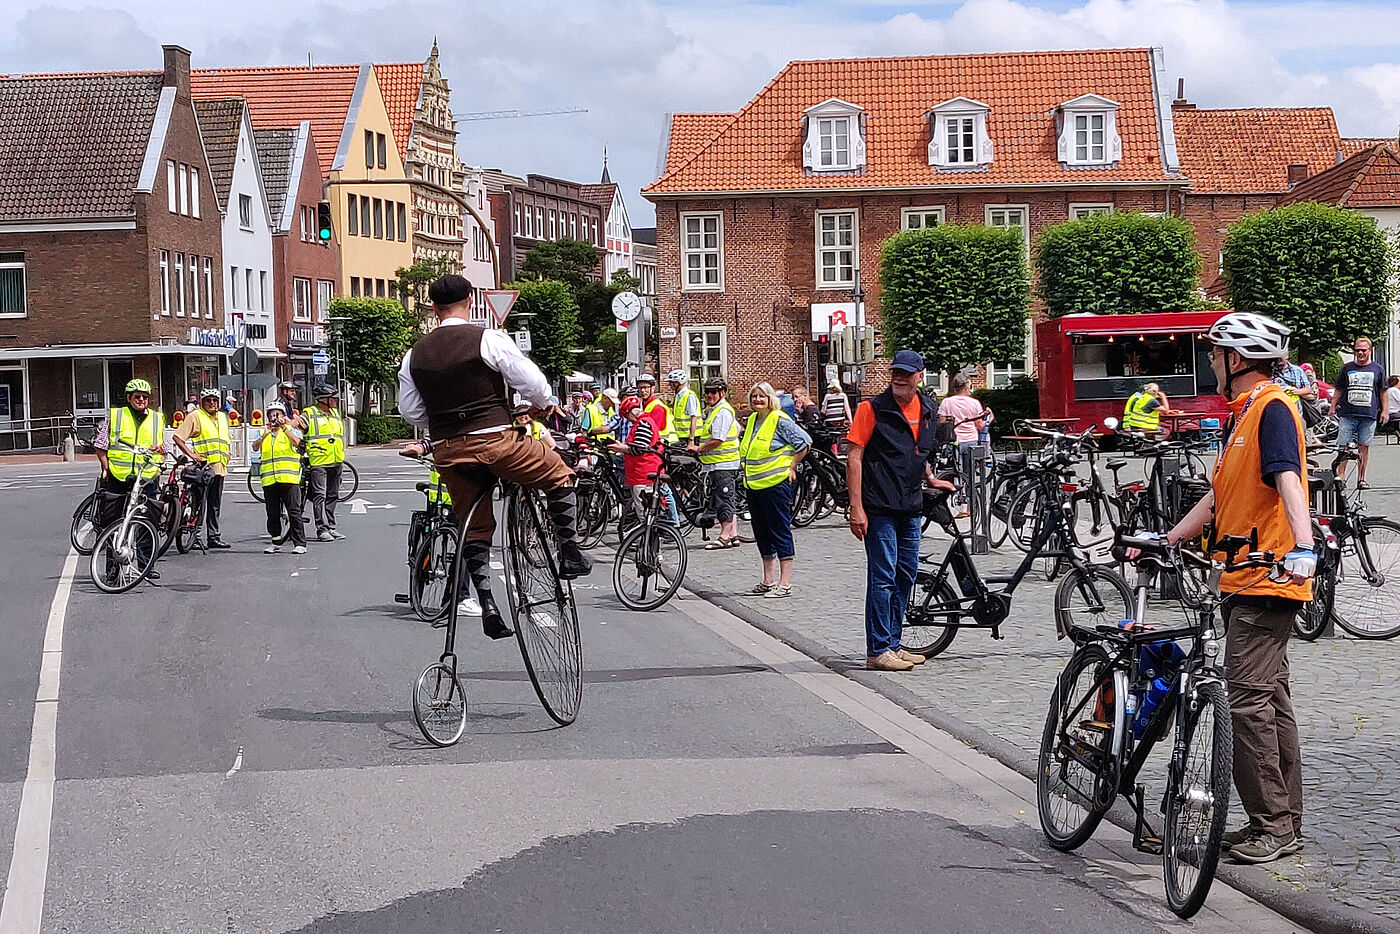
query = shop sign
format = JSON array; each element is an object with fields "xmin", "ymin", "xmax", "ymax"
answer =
[
  {"xmin": 188, "ymin": 326, "xmax": 236, "ymax": 348},
  {"xmin": 810, "ymin": 302, "xmax": 855, "ymax": 340},
  {"xmin": 289, "ymin": 324, "xmax": 327, "ymax": 347}
]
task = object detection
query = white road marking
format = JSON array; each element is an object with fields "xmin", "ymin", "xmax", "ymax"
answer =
[
  {"xmin": 225, "ymin": 746, "xmax": 244, "ymax": 778},
  {"xmin": 0, "ymin": 548, "xmax": 79, "ymax": 934},
  {"xmin": 345, "ymin": 497, "xmax": 395, "ymax": 514}
]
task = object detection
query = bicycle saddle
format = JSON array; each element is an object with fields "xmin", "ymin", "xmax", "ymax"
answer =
[
  {"xmin": 1107, "ymin": 459, "xmax": 1128, "ymax": 470},
  {"xmin": 646, "ymin": 471, "xmax": 671, "ymax": 482}
]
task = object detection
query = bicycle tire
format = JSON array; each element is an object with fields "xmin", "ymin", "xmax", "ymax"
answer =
[
  {"xmin": 336, "ymin": 461, "xmax": 360, "ymax": 502},
  {"xmin": 1294, "ymin": 538, "xmax": 1335, "ymax": 641},
  {"xmin": 153, "ymin": 491, "xmax": 178, "ymax": 561},
  {"xmin": 503, "ymin": 488, "xmax": 582, "ymax": 725},
  {"xmin": 1332, "ymin": 518, "xmax": 1400, "ymax": 640},
  {"xmin": 1053, "ymin": 566, "xmax": 1133, "ymax": 637},
  {"xmin": 1163, "ymin": 679, "xmax": 1232, "ymax": 919},
  {"xmin": 89, "ymin": 517, "xmax": 159, "ymax": 594},
  {"xmin": 1007, "ymin": 482, "xmax": 1044, "ymax": 553},
  {"xmin": 248, "ymin": 463, "xmax": 265, "ymax": 502},
  {"xmin": 1038, "ymin": 643, "xmax": 1116, "ymax": 851},
  {"xmin": 576, "ymin": 480, "xmax": 611, "ymax": 550},
  {"xmin": 986, "ymin": 478, "xmax": 1014, "ymax": 549},
  {"xmin": 175, "ymin": 487, "xmax": 204, "ymax": 554},
  {"xmin": 902, "ymin": 579, "xmax": 960, "ymax": 659},
  {"xmin": 791, "ymin": 465, "xmax": 821, "ymax": 529},
  {"xmin": 70, "ymin": 492, "xmax": 99, "ymax": 556},
  {"xmin": 410, "ymin": 524, "xmax": 457, "ymax": 623},
  {"xmin": 612, "ymin": 522, "xmax": 688, "ymax": 611},
  {"xmin": 412, "ymin": 662, "xmax": 467, "ymax": 747}
]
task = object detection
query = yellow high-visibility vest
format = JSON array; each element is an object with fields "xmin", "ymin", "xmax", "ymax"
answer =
[
  {"xmin": 699, "ymin": 399, "xmax": 740, "ymax": 468},
  {"xmin": 670, "ymin": 387, "xmax": 700, "ymax": 440},
  {"xmin": 1123, "ymin": 391, "xmax": 1160, "ymax": 431},
  {"xmin": 106, "ymin": 407, "xmax": 166, "ymax": 481},
  {"xmin": 740, "ymin": 410, "xmax": 796, "ymax": 490},
  {"xmin": 259, "ymin": 428, "xmax": 302, "ymax": 486},
  {"xmin": 583, "ymin": 400, "xmax": 614, "ymax": 441},
  {"xmin": 190, "ymin": 409, "xmax": 231, "ymax": 466},
  {"xmin": 644, "ymin": 396, "xmax": 676, "ymax": 444},
  {"xmin": 302, "ymin": 406, "xmax": 346, "ymax": 466}
]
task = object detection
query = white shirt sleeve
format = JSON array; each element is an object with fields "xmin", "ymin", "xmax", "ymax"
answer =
[
  {"xmin": 397, "ymin": 348, "xmax": 427, "ymax": 429},
  {"xmin": 480, "ymin": 328, "xmax": 552, "ymax": 408}
]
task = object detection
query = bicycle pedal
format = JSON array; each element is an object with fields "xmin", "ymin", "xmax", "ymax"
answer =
[
  {"xmin": 1134, "ymin": 835, "xmax": 1163, "ymax": 855},
  {"xmin": 1077, "ymin": 719, "xmax": 1113, "ymax": 733}
]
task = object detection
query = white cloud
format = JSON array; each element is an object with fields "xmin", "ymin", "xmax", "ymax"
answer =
[{"xmin": 1, "ymin": 0, "xmax": 1398, "ymax": 223}]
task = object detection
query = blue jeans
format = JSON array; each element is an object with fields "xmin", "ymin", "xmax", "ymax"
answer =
[
  {"xmin": 748, "ymin": 480, "xmax": 794, "ymax": 560},
  {"xmin": 864, "ymin": 512, "xmax": 922, "ymax": 656}
]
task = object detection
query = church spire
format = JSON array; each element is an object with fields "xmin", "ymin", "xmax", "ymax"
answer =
[{"xmin": 600, "ymin": 144, "xmax": 612, "ymax": 184}]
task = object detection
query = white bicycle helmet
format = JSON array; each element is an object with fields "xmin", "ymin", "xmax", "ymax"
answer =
[
  {"xmin": 665, "ymin": 369, "xmax": 687, "ymax": 383},
  {"xmin": 1205, "ymin": 311, "xmax": 1291, "ymax": 359}
]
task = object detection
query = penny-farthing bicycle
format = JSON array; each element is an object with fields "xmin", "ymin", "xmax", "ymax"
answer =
[{"xmin": 411, "ymin": 460, "xmax": 584, "ymax": 746}]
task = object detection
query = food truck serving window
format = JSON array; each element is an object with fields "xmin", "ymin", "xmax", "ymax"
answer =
[{"xmin": 1071, "ymin": 333, "xmax": 1216, "ymax": 401}]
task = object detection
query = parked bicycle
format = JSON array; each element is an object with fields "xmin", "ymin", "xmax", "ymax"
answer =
[
  {"xmin": 88, "ymin": 448, "xmax": 165, "ymax": 594},
  {"xmin": 396, "ymin": 457, "xmax": 457, "ymax": 624},
  {"xmin": 612, "ymin": 469, "xmax": 688, "ymax": 611},
  {"xmin": 1038, "ymin": 531, "xmax": 1284, "ymax": 918}
]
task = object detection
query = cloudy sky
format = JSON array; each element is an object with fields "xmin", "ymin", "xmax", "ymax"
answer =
[{"xmin": 4, "ymin": 0, "xmax": 1399, "ymax": 224}]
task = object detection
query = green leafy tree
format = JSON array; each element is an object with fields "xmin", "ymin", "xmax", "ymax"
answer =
[
  {"xmin": 325, "ymin": 297, "xmax": 418, "ymax": 416},
  {"xmin": 879, "ymin": 225, "xmax": 1031, "ymax": 375},
  {"xmin": 395, "ymin": 255, "xmax": 462, "ymax": 324},
  {"xmin": 1223, "ymin": 202, "xmax": 1396, "ymax": 360},
  {"xmin": 503, "ymin": 279, "xmax": 582, "ymax": 381},
  {"xmin": 518, "ymin": 239, "xmax": 600, "ymax": 293},
  {"xmin": 1035, "ymin": 212, "xmax": 1200, "ymax": 317}
]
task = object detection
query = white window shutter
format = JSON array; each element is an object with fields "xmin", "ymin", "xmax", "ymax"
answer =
[
  {"xmin": 1108, "ymin": 111, "xmax": 1122, "ymax": 162},
  {"xmin": 853, "ymin": 116, "xmax": 867, "ymax": 170},
  {"xmin": 927, "ymin": 117, "xmax": 943, "ymax": 166},
  {"xmin": 801, "ymin": 117, "xmax": 814, "ymax": 171},
  {"xmin": 1056, "ymin": 120, "xmax": 1071, "ymax": 162},
  {"xmin": 978, "ymin": 113, "xmax": 994, "ymax": 165}
]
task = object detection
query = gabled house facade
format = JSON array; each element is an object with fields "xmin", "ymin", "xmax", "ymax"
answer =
[
  {"xmin": 0, "ymin": 45, "xmax": 228, "ymax": 442},
  {"xmin": 644, "ymin": 48, "xmax": 1185, "ymax": 397},
  {"xmin": 194, "ymin": 98, "xmax": 277, "ymax": 370},
  {"xmin": 253, "ymin": 122, "xmax": 341, "ymax": 392},
  {"xmin": 582, "ymin": 157, "xmax": 633, "ymax": 281},
  {"xmin": 487, "ymin": 173, "xmax": 605, "ymax": 282}
]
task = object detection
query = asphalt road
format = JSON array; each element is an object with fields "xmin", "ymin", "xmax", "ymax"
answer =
[{"xmin": 0, "ymin": 451, "xmax": 1309, "ymax": 933}]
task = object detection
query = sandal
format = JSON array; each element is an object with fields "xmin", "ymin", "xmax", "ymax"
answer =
[
  {"xmin": 724, "ymin": 537, "xmax": 743, "ymax": 548},
  {"xmin": 746, "ymin": 581, "xmax": 775, "ymax": 595},
  {"xmin": 763, "ymin": 585, "xmax": 792, "ymax": 599},
  {"xmin": 704, "ymin": 539, "xmax": 729, "ymax": 550}
]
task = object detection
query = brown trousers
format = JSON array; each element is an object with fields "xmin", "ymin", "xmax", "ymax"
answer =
[
  {"xmin": 1223, "ymin": 601, "xmax": 1304, "ymax": 838},
  {"xmin": 433, "ymin": 429, "xmax": 574, "ymax": 543}
]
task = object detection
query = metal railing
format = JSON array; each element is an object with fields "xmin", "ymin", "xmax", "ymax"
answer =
[{"xmin": 0, "ymin": 413, "xmax": 101, "ymax": 455}]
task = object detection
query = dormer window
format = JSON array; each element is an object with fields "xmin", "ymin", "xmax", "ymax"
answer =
[
  {"xmin": 1057, "ymin": 95, "xmax": 1122, "ymax": 167},
  {"xmin": 802, "ymin": 99, "xmax": 865, "ymax": 173},
  {"xmin": 927, "ymin": 98, "xmax": 993, "ymax": 170}
]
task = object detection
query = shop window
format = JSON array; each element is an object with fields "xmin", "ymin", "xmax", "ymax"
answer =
[{"xmin": 1070, "ymin": 333, "xmax": 1201, "ymax": 401}]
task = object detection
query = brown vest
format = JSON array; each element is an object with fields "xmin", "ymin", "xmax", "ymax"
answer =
[{"xmin": 409, "ymin": 324, "xmax": 511, "ymax": 439}]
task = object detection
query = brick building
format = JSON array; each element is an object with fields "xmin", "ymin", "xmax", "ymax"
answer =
[
  {"xmin": 581, "ymin": 155, "xmax": 634, "ymax": 281},
  {"xmin": 486, "ymin": 173, "xmax": 606, "ymax": 282},
  {"xmin": 644, "ymin": 49, "xmax": 1187, "ymax": 397},
  {"xmin": 0, "ymin": 45, "xmax": 229, "ymax": 445}
]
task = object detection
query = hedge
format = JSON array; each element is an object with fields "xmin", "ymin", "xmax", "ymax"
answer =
[
  {"xmin": 1035, "ymin": 211, "xmax": 1200, "ymax": 317},
  {"xmin": 972, "ymin": 376, "xmax": 1039, "ymax": 440},
  {"xmin": 353, "ymin": 414, "xmax": 415, "ymax": 445}
]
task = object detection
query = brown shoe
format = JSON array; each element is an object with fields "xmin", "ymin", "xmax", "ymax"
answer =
[
  {"xmin": 866, "ymin": 651, "xmax": 914, "ymax": 672},
  {"xmin": 896, "ymin": 649, "xmax": 926, "ymax": 665}
]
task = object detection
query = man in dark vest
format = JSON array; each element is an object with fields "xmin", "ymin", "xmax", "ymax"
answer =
[
  {"xmin": 398, "ymin": 275, "xmax": 591, "ymax": 639},
  {"xmin": 845, "ymin": 350, "xmax": 950, "ymax": 672}
]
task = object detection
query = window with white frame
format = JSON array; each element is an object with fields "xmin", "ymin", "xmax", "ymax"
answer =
[
  {"xmin": 569, "ymin": 214, "xmax": 577, "ymax": 240},
  {"xmin": 680, "ymin": 212, "xmax": 723, "ymax": 291},
  {"xmin": 229, "ymin": 266, "xmax": 239, "ymax": 310},
  {"xmin": 536, "ymin": 207, "xmax": 544, "ymax": 238},
  {"xmin": 189, "ymin": 167, "xmax": 200, "ymax": 218},
  {"xmin": 293, "ymin": 277, "xmax": 312, "ymax": 322},
  {"xmin": 178, "ymin": 164, "xmax": 189, "ymax": 214},
  {"xmin": 317, "ymin": 280, "xmax": 334, "ymax": 323},
  {"xmin": 203, "ymin": 258, "xmax": 213, "ymax": 318},
  {"xmin": 189, "ymin": 258, "xmax": 199, "ymax": 319},
  {"xmin": 802, "ymin": 99, "xmax": 865, "ymax": 173},
  {"xmin": 988, "ymin": 334, "xmax": 1033, "ymax": 389},
  {"xmin": 158, "ymin": 251, "xmax": 170, "ymax": 316},
  {"xmin": 549, "ymin": 210, "xmax": 557, "ymax": 240},
  {"xmin": 245, "ymin": 269, "xmax": 254, "ymax": 311},
  {"xmin": 1069, "ymin": 204, "xmax": 1113, "ymax": 220},
  {"xmin": 167, "ymin": 161, "xmax": 177, "ymax": 213},
  {"xmin": 0, "ymin": 253, "xmax": 27, "ymax": 316},
  {"xmin": 985, "ymin": 205, "xmax": 1029, "ymax": 252},
  {"xmin": 238, "ymin": 194, "xmax": 252, "ymax": 229},
  {"xmin": 816, "ymin": 210, "xmax": 857, "ymax": 288},
  {"xmin": 927, "ymin": 98, "xmax": 993, "ymax": 169},
  {"xmin": 683, "ymin": 326, "xmax": 726, "ymax": 386},
  {"xmin": 901, "ymin": 206, "xmax": 945, "ymax": 230},
  {"xmin": 174, "ymin": 252, "xmax": 186, "ymax": 317},
  {"xmin": 1057, "ymin": 95, "xmax": 1122, "ymax": 166},
  {"xmin": 259, "ymin": 271, "xmax": 268, "ymax": 311},
  {"xmin": 514, "ymin": 204, "xmax": 521, "ymax": 234}
]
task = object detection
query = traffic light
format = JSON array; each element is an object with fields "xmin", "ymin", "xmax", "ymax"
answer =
[
  {"xmin": 834, "ymin": 326, "xmax": 857, "ymax": 365},
  {"xmin": 316, "ymin": 201, "xmax": 333, "ymax": 243}
]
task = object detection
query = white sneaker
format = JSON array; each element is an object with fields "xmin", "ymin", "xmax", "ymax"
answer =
[
  {"xmin": 330, "ymin": 530, "xmax": 347, "ymax": 540},
  {"xmin": 264, "ymin": 545, "xmax": 281, "ymax": 554},
  {"xmin": 293, "ymin": 545, "xmax": 307, "ymax": 555},
  {"xmin": 456, "ymin": 596, "xmax": 482, "ymax": 617}
]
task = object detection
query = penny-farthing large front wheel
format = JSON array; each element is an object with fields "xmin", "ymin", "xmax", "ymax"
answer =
[{"xmin": 502, "ymin": 487, "xmax": 582, "ymax": 725}]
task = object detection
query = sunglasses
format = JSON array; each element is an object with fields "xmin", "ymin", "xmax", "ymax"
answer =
[{"xmin": 129, "ymin": 393, "xmax": 150, "ymax": 400}]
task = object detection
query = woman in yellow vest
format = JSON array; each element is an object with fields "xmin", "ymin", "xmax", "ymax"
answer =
[
  {"xmin": 513, "ymin": 401, "xmax": 556, "ymax": 448},
  {"xmin": 738, "ymin": 381, "xmax": 811, "ymax": 599},
  {"xmin": 172, "ymin": 387, "xmax": 232, "ymax": 548},
  {"xmin": 252, "ymin": 401, "xmax": 307, "ymax": 554},
  {"xmin": 303, "ymin": 384, "xmax": 348, "ymax": 542}
]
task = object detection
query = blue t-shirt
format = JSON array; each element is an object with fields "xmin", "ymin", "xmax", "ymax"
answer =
[
  {"xmin": 1336, "ymin": 361, "xmax": 1387, "ymax": 419},
  {"xmin": 1257, "ymin": 400, "xmax": 1302, "ymax": 486}
]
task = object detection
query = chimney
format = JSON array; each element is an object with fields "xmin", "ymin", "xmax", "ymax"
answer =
[
  {"xmin": 1172, "ymin": 78, "xmax": 1194, "ymax": 110},
  {"xmin": 1287, "ymin": 162, "xmax": 1309, "ymax": 186},
  {"xmin": 1336, "ymin": 151, "xmax": 1345, "ymax": 165},
  {"xmin": 162, "ymin": 44, "xmax": 191, "ymax": 98}
]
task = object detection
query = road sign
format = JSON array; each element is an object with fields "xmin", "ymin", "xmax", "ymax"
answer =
[
  {"xmin": 311, "ymin": 351, "xmax": 331, "ymax": 366},
  {"xmin": 230, "ymin": 345, "xmax": 260, "ymax": 375},
  {"xmin": 313, "ymin": 363, "xmax": 329, "ymax": 376},
  {"xmin": 218, "ymin": 373, "xmax": 276, "ymax": 393},
  {"xmin": 483, "ymin": 290, "xmax": 519, "ymax": 328},
  {"xmin": 825, "ymin": 364, "xmax": 838, "ymax": 383},
  {"xmin": 513, "ymin": 330, "xmax": 533, "ymax": 352}
]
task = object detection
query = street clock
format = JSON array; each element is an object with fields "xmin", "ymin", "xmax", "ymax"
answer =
[{"xmin": 612, "ymin": 290, "xmax": 642, "ymax": 323}]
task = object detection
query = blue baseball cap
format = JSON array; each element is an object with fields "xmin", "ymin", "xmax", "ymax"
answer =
[{"xmin": 890, "ymin": 349, "xmax": 925, "ymax": 373}]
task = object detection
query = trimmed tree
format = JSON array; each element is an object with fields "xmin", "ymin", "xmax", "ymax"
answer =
[
  {"xmin": 879, "ymin": 224, "xmax": 1030, "ymax": 375},
  {"xmin": 1223, "ymin": 202, "xmax": 1396, "ymax": 360},
  {"xmin": 504, "ymin": 279, "xmax": 582, "ymax": 382},
  {"xmin": 1035, "ymin": 212, "xmax": 1200, "ymax": 317},
  {"xmin": 325, "ymin": 297, "xmax": 418, "ymax": 416},
  {"xmin": 395, "ymin": 255, "xmax": 462, "ymax": 324}
]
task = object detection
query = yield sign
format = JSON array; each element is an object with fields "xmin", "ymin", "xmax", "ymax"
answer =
[{"xmin": 482, "ymin": 290, "xmax": 519, "ymax": 328}]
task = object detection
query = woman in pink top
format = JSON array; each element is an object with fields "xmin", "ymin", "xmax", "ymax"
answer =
[{"xmin": 937, "ymin": 374, "xmax": 986, "ymax": 445}]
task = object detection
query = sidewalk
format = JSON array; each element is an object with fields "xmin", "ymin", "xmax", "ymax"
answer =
[{"xmin": 675, "ymin": 450, "xmax": 1400, "ymax": 933}]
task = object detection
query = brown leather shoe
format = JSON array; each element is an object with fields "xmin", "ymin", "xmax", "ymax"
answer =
[
  {"xmin": 896, "ymin": 649, "xmax": 926, "ymax": 665},
  {"xmin": 866, "ymin": 651, "xmax": 914, "ymax": 672}
]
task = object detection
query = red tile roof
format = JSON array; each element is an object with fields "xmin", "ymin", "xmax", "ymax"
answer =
[
  {"xmin": 1342, "ymin": 137, "xmax": 1391, "ymax": 156},
  {"xmin": 372, "ymin": 63, "xmax": 423, "ymax": 153},
  {"xmin": 1283, "ymin": 143, "xmax": 1400, "ymax": 208},
  {"xmin": 579, "ymin": 182, "xmax": 618, "ymax": 209},
  {"xmin": 1172, "ymin": 106, "xmax": 1343, "ymax": 193},
  {"xmin": 646, "ymin": 49, "xmax": 1173, "ymax": 196},
  {"xmin": 664, "ymin": 113, "xmax": 731, "ymax": 174},
  {"xmin": 192, "ymin": 65, "xmax": 361, "ymax": 178}
]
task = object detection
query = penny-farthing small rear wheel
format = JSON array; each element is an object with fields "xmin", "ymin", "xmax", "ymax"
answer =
[
  {"xmin": 503, "ymin": 486, "xmax": 582, "ymax": 725},
  {"xmin": 412, "ymin": 661, "xmax": 467, "ymax": 747}
]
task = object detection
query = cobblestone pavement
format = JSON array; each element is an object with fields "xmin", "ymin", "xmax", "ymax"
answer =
[{"xmin": 671, "ymin": 445, "xmax": 1400, "ymax": 924}]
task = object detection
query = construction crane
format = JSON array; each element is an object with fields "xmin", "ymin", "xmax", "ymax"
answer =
[{"xmin": 455, "ymin": 107, "xmax": 587, "ymax": 123}]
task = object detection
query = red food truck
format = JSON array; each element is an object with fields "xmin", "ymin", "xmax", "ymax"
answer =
[{"xmin": 1035, "ymin": 311, "xmax": 1231, "ymax": 429}]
